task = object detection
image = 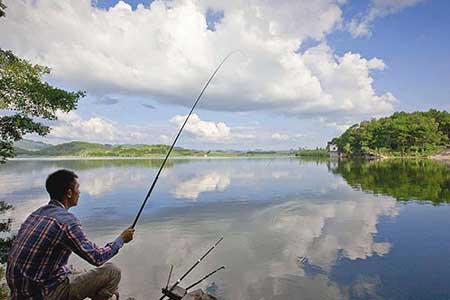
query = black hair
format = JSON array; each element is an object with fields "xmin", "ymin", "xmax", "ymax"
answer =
[{"xmin": 45, "ymin": 169, "xmax": 78, "ymax": 201}]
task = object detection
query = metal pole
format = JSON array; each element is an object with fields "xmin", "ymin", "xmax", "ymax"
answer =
[{"xmin": 165, "ymin": 265, "xmax": 174, "ymax": 289}]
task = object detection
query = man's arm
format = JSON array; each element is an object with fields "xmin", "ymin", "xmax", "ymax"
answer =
[{"xmin": 63, "ymin": 223, "xmax": 134, "ymax": 266}]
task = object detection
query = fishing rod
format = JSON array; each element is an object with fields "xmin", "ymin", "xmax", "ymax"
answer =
[
  {"xmin": 131, "ymin": 51, "xmax": 240, "ymax": 228},
  {"xmin": 162, "ymin": 266, "xmax": 225, "ymax": 300},
  {"xmin": 185, "ymin": 266, "xmax": 225, "ymax": 291},
  {"xmin": 159, "ymin": 237, "xmax": 224, "ymax": 300}
]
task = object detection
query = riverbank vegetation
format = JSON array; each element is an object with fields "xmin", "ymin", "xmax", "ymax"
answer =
[
  {"xmin": 14, "ymin": 140, "xmax": 294, "ymax": 158},
  {"xmin": 295, "ymin": 147, "xmax": 329, "ymax": 157},
  {"xmin": 331, "ymin": 110, "xmax": 450, "ymax": 157}
]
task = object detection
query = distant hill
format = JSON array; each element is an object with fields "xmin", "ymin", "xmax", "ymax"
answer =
[
  {"xmin": 21, "ymin": 141, "xmax": 198, "ymax": 157},
  {"xmin": 35, "ymin": 141, "xmax": 112, "ymax": 156},
  {"xmin": 14, "ymin": 139, "xmax": 51, "ymax": 151},
  {"xmin": 13, "ymin": 141, "xmax": 293, "ymax": 158}
]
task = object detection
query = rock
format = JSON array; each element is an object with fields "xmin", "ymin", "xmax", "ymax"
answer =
[
  {"xmin": 181, "ymin": 289, "xmax": 217, "ymax": 300},
  {"xmin": 431, "ymin": 148, "xmax": 450, "ymax": 161}
]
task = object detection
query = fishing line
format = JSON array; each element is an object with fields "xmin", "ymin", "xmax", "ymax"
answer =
[{"xmin": 131, "ymin": 50, "xmax": 242, "ymax": 228}]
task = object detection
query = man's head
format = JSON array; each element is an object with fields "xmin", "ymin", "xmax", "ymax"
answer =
[{"xmin": 45, "ymin": 169, "xmax": 80, "ymax": 208}]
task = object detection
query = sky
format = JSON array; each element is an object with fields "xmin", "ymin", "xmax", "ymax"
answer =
[{"xmin": 0, "ymin": 0, "xmax": 449, "ymax": 150}]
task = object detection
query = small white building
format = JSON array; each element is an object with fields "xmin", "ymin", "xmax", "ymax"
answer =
[
  {"xmin": 329, "ymin": 144, "xmax": 338, "ymax": 152},
  {"xmin": 328, "ymin": 143, "xmax": 339, "ymax": 158}
]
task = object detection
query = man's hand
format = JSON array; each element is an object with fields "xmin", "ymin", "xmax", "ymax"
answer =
[{"xmin": 120, "ymin": 227, "xmax": 135, "ymax": 243}]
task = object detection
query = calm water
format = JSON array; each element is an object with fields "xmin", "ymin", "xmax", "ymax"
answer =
[{"xmin": 1, "ymin": 158, "xmax": 450, "ymax": 300}]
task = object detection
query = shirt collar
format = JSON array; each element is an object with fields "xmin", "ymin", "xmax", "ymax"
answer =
[{"xmin": 49, "ymin": 199, "xmax": 66, "ymax": 209}]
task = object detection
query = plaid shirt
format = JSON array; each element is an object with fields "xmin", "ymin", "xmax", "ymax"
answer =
[{"xmin": 6, "ymin": 200, "xmax": 124, "ymax": 300}]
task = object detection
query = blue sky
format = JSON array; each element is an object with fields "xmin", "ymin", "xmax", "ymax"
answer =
[
  {"xmin": 330, "ymin": 0, "xmax": 450, "ymax": 112},
  {"xmin": 1, "ymin": 0, "xmax": 449, "ymax": 150}
]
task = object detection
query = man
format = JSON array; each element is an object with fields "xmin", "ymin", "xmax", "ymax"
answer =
[{"xmin": 7, "ymin": 169, "xmax": 135, "ymax": 300}]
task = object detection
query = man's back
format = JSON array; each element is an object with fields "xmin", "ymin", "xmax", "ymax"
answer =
[
  {"xmin": 7, "ymin": 200, "xmax": 77, "ymax": 299},
  {"xmin": 7, "ymin": 169, "xmax": 134, "ymax": 300}
]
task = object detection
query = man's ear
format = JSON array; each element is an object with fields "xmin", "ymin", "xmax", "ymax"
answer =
[{"xmin": 66, "ymin": 188, "xmax": 72, "ymax": 199}]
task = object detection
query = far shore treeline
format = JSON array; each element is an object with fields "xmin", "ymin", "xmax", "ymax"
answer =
[
  {"xmin": 12, "ymin": 109, "xmax": 450, "ymax": 159},
  {"xmin": 331, "ymin": 109, "xmax": 450, "ymax": 157},
  {"xmin": 13, "ymin": 140, "xmax": 294, "ymax": 158}
]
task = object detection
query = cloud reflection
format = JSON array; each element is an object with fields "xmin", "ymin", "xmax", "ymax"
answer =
[
  {"xmin": 72, "ymin": 195, "xmax": 398, "ymax": 300},
  {"xmin": 2, "ymin": 159, "xmax": 399, "ymax": 299},
  {"xmin": 172, "ymin": 171, "xmax": 231, "ymax": 200}
]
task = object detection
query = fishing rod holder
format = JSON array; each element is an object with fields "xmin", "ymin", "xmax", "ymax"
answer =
[
  {"xmin": 159, "ymin": 238, "xmax": 225, "ymax": 300},
  {"xmin": 162, "ymin": 286, "xmax": 188, "ymax": 300},
  {"xmin": 162, "ymin": 265, "xmax": 225, "ymax": 300}
]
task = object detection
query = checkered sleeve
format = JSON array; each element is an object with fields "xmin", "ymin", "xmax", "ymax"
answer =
[{"xmin": 63, "ymin": 223, "xmax": 124, "ymax": 266}]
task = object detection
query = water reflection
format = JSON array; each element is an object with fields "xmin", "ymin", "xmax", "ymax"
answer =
[
  {"xmin": 0, "ymin": 159, "xmax": 186, "ymax": 198},
  {"xmin": 73, "ymin": 195, "xmax": 397, "ymax": 299},
  {"xmin": 0, "ymin": 159, "xmax": 192, "ymax": 229},
  {"xmin": 331, "ymin": 159, "xmax": 450, "ymax": 204},
  {"xmin": 173, "ymin": 171, "xmax": 231, "ymax": 200},
  {"xmin": 3, "ymin": 158, "xmax": 450, "ymax": 299}
]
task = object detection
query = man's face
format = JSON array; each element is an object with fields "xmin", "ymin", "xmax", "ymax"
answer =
[{"xmin": 67, "ymin": 178, "xmax": 80, "ymax": 208}]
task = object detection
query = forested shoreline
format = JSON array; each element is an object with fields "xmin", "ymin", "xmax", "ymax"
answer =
[
  {"xmin": 331, "ymin": 110, "xmax": 450, "ymax": 157},
  {"xmin": 13, "ymin": 140, "xmax": 292, "ymax": 158}
]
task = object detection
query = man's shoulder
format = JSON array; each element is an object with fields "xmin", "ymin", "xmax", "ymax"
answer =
[{"xmin": 34, "ymin": 202, "xmax": 80, "ymax": 226}]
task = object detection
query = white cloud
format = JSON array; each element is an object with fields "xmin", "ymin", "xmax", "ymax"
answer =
[
  {"xmin": 39, "ymin": 111, "xmax": 293, "ymax": 148},
  {"xmin": 324, "ymin": 120, "xmax": 355, "ymax": 134},
  {"xmin": 170, "ymin": 113, "xmax": 231, "ymax": 141},
  {"xmin": 0, "ymin": 0, "xmax": 395, "ymax": 120},
  {"xmin": 349, "ymin": 0, "xmax": 425, "ymax": 37},
  {"xmin": 49, "ymin": 112, "xmax": 116, "ymax": 142},
  {"xmin": 367, "ymin": 57, "xmax": 386, "ymax": 70},
  {"xmin": 46, "ymin": 111, "xmax": 155, "ymax": 144},
  {"xmin": 233, "ymin": 132, "xmax": 257, "ymax": 140},
  {"xmin": 271, "ymin": 133, "xmax": 289, "ymax": 141}
]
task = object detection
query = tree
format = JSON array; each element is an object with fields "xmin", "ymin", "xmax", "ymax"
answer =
[
  {"xmin": 1, "ymin": 0, "xmax": 84, "ymax": 163},
  {"xmin": 330, "ymin": 110, "xmax": 450, "ymax": 157},
  {"xmin": 0, "ymin": 50, "xmax": 85, "ymax": 162}
]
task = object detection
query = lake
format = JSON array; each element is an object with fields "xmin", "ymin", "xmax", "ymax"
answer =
[{"xmin": 1, "ymin": 158, "xmax": 450, "ymax": 300}]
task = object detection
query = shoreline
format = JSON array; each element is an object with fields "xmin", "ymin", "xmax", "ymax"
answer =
[
  {"xmin": 9, "ymin": 149, "xmax": 450, "ymax": 162},
  {"xmin": 10, "ymin": 155, "xmax": 296, "ymax": 161}
]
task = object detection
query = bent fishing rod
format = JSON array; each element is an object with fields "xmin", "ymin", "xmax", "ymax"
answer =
[{"xmin": 131, "ymin": 51, "xmax": 240, "ymax": 228}]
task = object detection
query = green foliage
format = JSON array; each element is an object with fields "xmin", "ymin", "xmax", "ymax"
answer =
[
  {"xmin": 332, "ymin": 159, "xmax": 450, "ymax": 204},
  {"xmin": 14, "ymin": 141, "xmax": 295, "ymax": 158},
  {"xmin": 15, "ymin": 141, "xmax": 201, "ymax": 157},
  {"xmin": 331, "ymin": 110, "xmax": 450, "ymax": 157},
  {"xmin": 0, "ymin": 49, "xmax": 85, "ymax": 162},
  {"xmin": 295, "ymin": 147, "xmax": 329, "ymax": 157}
]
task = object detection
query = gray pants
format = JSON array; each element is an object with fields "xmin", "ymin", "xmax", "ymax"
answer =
[{"xmin": 48, "ymin": 263, "xmax": 121, "ymax": 300}]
